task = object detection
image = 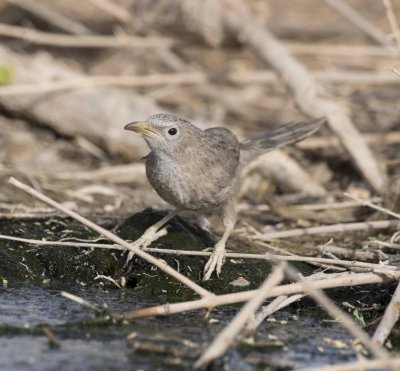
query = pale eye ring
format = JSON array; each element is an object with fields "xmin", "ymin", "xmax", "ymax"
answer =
[{"xmin": 168, "ymin": 127, "xmax": 177, "ymax": 136}]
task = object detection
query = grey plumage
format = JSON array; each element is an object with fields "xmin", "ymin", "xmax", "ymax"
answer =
[{"xmin": 124, "ymin": 113, "xmax": 322, "ymax": 279}]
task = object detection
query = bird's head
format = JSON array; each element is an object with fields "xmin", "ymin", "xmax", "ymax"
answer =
[{"xmin": 124, "ymin": 113, "xmax": 202, "ymax": 155}]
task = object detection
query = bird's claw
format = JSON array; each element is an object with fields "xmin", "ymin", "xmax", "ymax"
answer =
[
  {"xmin": 203, "ymin": 248, "xmax": 225, "ymax": 281},
  {"xmin": 125, "ymin": 227, "xmax": 168, "ymax": 265}
]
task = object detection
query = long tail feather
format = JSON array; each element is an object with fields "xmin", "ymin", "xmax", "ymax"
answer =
[{"xmin": 240, "ymin": 118, "xmax": 324, "ymax": 165}]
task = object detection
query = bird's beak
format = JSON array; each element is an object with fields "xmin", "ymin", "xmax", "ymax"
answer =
[{"xmin": 124, "ymin": 121, "xmax": 160, "ymax": 138}]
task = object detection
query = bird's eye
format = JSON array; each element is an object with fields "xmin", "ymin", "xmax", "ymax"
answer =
[{"xmin": 168, "ymin": 128, "xmax": 177, "ymax": 136}]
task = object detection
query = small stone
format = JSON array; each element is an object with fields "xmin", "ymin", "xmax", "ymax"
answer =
[{"xmin": 229, "ymin": 276, "xmax": 250, "ymax": 287}]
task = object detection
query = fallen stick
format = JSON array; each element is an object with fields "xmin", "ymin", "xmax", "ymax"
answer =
[
  {"xmin": 243, "ymin": 272, "xmax": 341, "ymax": 335},
  {"xmin": 0, "ymin": 23, "xmax": 172, "ymax": 48},
  {"xmin": 0, "ymin": 73, "xmax": 205, "ymax": 96},
  {"xmin": 281, "ymin": 263, "xmax": 388, "ymax": 359},
  {"xmin": 372, "ymin": 281, "xmax": 400, "ymax": 345},
  {"xmin": 86, "ymin": 0, "xmax": 133, "ymax": 23},
  {"xmin": 323, "ymin": 0, "xmax": 395, "ymax": 49},
  {"xmin": 229, "ymin": 70, "xmax": 400, "ymax": 86},
  {"xmin": 242, "ymin": 294, "xmax": 304, "ymax": 336},
  {"xmin": 298, "ymin": 131, "xmax": 400, "ymax": 150},
  {"xmin": 8, "ymin": 177, "xmax": 211, "ymax": 298},
  {"xmin": 299, "ymin": 357, "xmax": 400, "ymax": 371},
  {"xmin": 253, "ymin": 220, "xmax": 400, "ymax": 240},
  {"xmin": 221, "ymin": 0, "xmax": 386, "ymax": 192},
  {"xmin": 344, "ymin": 193, "xmax": 400, "ymax": 220},
  {"xmin": 123, "ymin": 271, "xmax": 400, "ymax": 319},
  {"xmin": 382, "ymin": 0, "xmax": 400, "ymax": 48},
  {"xmin": 1, "ymin": 233, "xmax": 397, "ymax": 272},
  {"xmin": 6, "ymin": 0, "xmax": 92, "ymax": 35},
  {"xmin": 194, "ymin": 263, "xmax": 286, "ymax": 368},
  {"xmin": 285, "ymin": 42, "xmax": 398, "ymax": 58}
]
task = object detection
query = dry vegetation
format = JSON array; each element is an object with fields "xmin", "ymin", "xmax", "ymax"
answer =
[{"xmin": 0, "ymin": 0, "xmax": 400, "ymax": 370}]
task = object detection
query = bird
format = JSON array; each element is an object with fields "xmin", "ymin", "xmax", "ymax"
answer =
[{"xmin": 124, "ymin": 113, "xmax": 322, "ymax": 280}]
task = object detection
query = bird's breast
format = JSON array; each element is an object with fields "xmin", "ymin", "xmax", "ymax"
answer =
[{"xmin": 145, "ymin": 153, "xmax": 236, "ymax": 210}]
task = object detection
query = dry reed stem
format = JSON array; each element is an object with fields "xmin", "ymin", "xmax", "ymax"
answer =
[
  {"xmin": 281, "ymin": 264, "xmax": 389, "ymax": 359},
  {"xmin": 0, "ymin": 233, "xmax": 397, "ymax": 272},
  {"xmin": 194, "ymin": 263, "xmax": 286, "ymax": 368},
  {"xmin": 230, "ymin": 70, "xmax": 400, "ymax": 85},
  {"xmin": 8, "ymin": 177, "xmax": 211, "ymax": 298},
  {"xmin": 286, "ymin": 42, "xmax": 398, "ymax": 57},
  {"xmin": 123, "ymin": 271, "xmax": 400, "ymax": 319},
  {"xmin": 242, "ymin": 294, "xmax": 304, "ymax": 336},
  {"xmin": 61, "ymin": 291, "xmax": 99, "ymax": 312},
  {"xmin": 372, "ymin": 281, "xmax": 400, "ymax": 345},
  {"xmin": 0, "ymin": 23, "xmax": 172, "ymax": 48},
  {"xmin": 0, "ymin": 73, "xmax": 205, "ymax": 96},
  {"xmin": 324, "ymin": 0, "xmax": 395, "ymax": 49},
  {"xmin": 382, "ymin": 0, "xmax": 400, "ymax": 48},
  {"xmin": 86, "ymin": 0, "xmax": 133, "ymax": 23},
  {"xmin": 6, "ymin": 0, "xmax": 92, "ymax": 35},
  {"xmin": 298, "ymin": 357, "xmax": 400, "ymax": 371},
  {"xmin": 253, "ymin": 220, "xmax": 400, "ymax": 240},
  {"xmin": 392, "ymin": 68, "xmax": 400, "ymax": 77},
  {"xmin": 298, "ymin": 131, "xmax": 400, "ymax": 150},
  {"xmin": 221, "ymin": 0, "xmax": 386, "ymax": 192},
  {"xmin": 344, "ymin": 193, "xmax": 400, "ymax": 220}
]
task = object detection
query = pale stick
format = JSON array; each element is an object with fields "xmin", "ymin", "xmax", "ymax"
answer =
[{"xmin": 8, "ymin": 177, "xmax": 211, "ymax": 298}]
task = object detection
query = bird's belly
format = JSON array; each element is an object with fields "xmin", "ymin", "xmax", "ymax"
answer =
[{"xmin": 146, "ymin": 160, "xmax": 234, "ymax": 210}]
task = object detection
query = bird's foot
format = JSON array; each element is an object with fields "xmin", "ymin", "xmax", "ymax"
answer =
[
  {"xmin": 125, "ymin": 227, "xmax": 168, "ymax": 264},
  {"xmin": 203, "ymin": 245, "xmax": 226, "ymax": 281}
]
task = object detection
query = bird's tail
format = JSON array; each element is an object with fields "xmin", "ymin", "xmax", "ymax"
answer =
[{"xmin": 240, "ymin": 118, "xmax": 324, "ymax": 165}]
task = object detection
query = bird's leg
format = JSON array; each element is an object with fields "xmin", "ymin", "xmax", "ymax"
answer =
[
  {"xmin": 126, "ymin": 209, "xmax": 179, "ymax": 262},
  {"xmin": 203, "ymin": 200, "xmax": 237, "ymax": 281}
]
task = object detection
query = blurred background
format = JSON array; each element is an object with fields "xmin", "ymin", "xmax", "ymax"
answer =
[{"xmin": 0, "ymin": 0, "xmax": 399, "ymax": 223}]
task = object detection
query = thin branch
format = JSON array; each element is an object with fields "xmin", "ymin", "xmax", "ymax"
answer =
[
  {"xmin": 382, "ymin": 0, "xmax": 400, "ymax": 48},
  {"xmin": 123, "ymin": 271, "xmax": 400, "ymax": 320},
  {"xmin": 0, "ymin": 23, "xmax": 172, "ymax": 48},
  {"xmin": 298, "ymin": 357, "xmax": 400, "ymax": 371},
  {"xmin": 221, "ymin": 0, "xmax": 386, "ymax": 192},
  {"xmin": 61, "ymin": 291, "xmax": 100, "ymax": 312},
  {"xmin": 392, "ymin": 68, "xmax": 400, "ymax": 77},
  {"xmin": 372, "ymin": 281, "xmax": 400, "ymax": 344},
  {"xmin": 0, "ymin": 73, "xmax": 205, "ymax": 96},
  {"xmin": 344, "ymin": 193, "xmax": 400, "ymax": 220},
  {"xmin": 0, "ymin": 233, "xmax": 397, "ymax": 272},
  {"xmin": 242, "ymin": 294, "xmax": 304, "ymax": 336},
  {"xmin": 253, "ymin": 220, "xmax": 400, "ymax": 240},
  {"xmin": 230, "ymin": 70, "xmax": 400, "ymax": 85},
  {"xmin": 6, "ymin": 0, "xmax": 92, "ymax": 35},
  {"xmin": 324, "ymin": 0, "xmax": 395, "ymax": 49},
  {"xmin": 282, "ymin": 263, "xmax": 389, "ymax": 359},
  {"xmin": 8, "ymin": 177, "xmax": 211, "ymax": 298},
  {"xmin": 194, "ymin": 263, "xmax": 286, "ymax": 368},
  {"xmin": 86, "ymin": 0, "xmax": 133, "ymax": 23},
  {"xmin": 298, "ymin": 131, "xmax": 400, "ymax": 150}
]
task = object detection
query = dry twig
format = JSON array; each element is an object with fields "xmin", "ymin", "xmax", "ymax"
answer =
[
  {"xmin": 124, "ymin": 271, "xmax": 400, "ymax": 319},
  {"xmin": 0, "ymin": 233, "xmax": 396, "ymax": 273},
  {"xmin": 253, "ymin": 220, "xmax": 400, "ymax": 240},
  {"xmin": 86, "ymin": 0, "xmax": 133, "ymax": 23},
  {"xmin": 372, "ymin": 281, "xmax": 400, "ymax": 345},
  {"xmin": 221, "ymin": 0, "xmax": 386, "ymax": 192},
  {"xmin": 8, "ymin": 177, "xmax": 211, "ymax": 298},
  {"xmin": 6, "ymin": 0, "xmax": 92, "ymax": 35},
  {"xmin": 194, "ymin": 263, "xmax": 286, "ymax": 368},
  {"xmin": 324, "ymin": 0, "xmax": 395, "ymax": 49},
  {"xmin": 0, "ymin": 73, "xmax": 205, "ymax": 96},
  {"xmin": 344, "ymin": 193, "xmax": 400, "ymax": 220},
  {"xmin": 0, "ymin": 23, "xmax": 171, "ymax": 48}
]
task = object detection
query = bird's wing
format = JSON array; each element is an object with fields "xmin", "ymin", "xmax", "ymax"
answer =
[{"xmin": 204, "ymin": 127, "xmax": 240, "ymax": 179}]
